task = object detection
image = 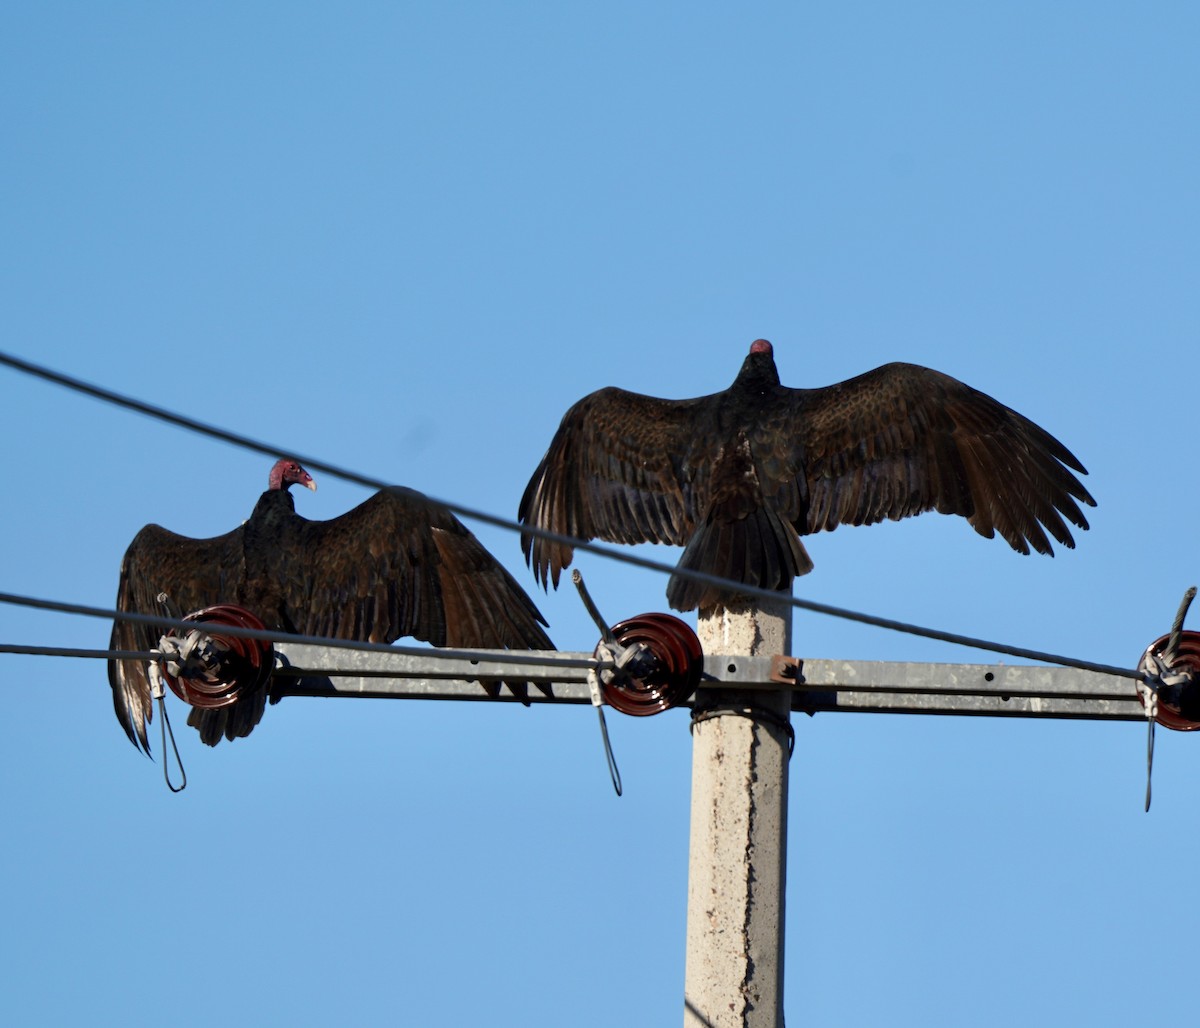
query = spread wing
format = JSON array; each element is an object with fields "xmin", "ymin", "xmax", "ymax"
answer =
[
  {"xmin": 789, "ymin": 363, "xmax": 1095, "ymax": 552},
  {"xmin": 518, "ymin": 386, "xmax": 715, "ymax": 588},
  {"xmin": 107, "ymin": 525, "xmax": 246, "ymax": 754},
  {"xmin": 278, "ymin": 487, "xmax": 553, "ymax": 651}
]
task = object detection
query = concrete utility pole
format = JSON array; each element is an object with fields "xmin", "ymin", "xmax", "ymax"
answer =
[{"xmin": 684, "ymin": 599, "xmax": 792, "ymax": 1028}]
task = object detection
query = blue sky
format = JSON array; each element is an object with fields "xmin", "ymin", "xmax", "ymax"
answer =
[{"xmin": 1, "ymin": 4, "xmax": 1197, "ymax": 1025}]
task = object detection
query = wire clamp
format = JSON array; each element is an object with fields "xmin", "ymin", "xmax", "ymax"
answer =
[
  {"xmin": 690, "ymin": 703, "xmax": 796, "ymax": 758},
  {"xmin": 593, "ymin": 637, "xmax": 659, "ymax": 692},
  {"xmin": 1135, "ymin": 586, "xmax": 1198, "ymax": 811},
  {"xmin": 585, "ymin": 665, "xmax": 604, "ymax": 709},
  {"xmin": 157, "ymin": 628, "xmax": 221, "ymax": 683}
]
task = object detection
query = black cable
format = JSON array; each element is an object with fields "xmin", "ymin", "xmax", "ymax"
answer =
[
  {"xmin": 0, "ymin": 643, "xmax": 159, "ymax": 660},
  {"xmin": 596, "ymin": 707, "xmax": 623, "ymax": 797},
  {"xmin": 691, "ymin": 705, "xmax": 796, "ymax": 758},
  {"xmin": 157, "ymin": 692, "xmax": 187, "ymax": 793},
  {"xmin": 0, "ymin": 591, "xmax": 601, "ymax": 671},
  {"xmin": 0, "ymin": 349, "xmax": 1146, "ymax": 681}
]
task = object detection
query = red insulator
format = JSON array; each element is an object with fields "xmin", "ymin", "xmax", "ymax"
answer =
[
  {"xmin": 161, "ymin": 604, "xmax": 275, "ymax": 710},
  {"xmin": 599, "ymin": 613, "xmax": 704, "ymax": 716},
  {"xmin": 1138, "ymin": 630, "xmax": 1200, "ymax": 731}
]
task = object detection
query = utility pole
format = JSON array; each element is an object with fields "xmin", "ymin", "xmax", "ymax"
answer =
[{"xmin": 684, "ymin": 599, "xmax": 792, "ymax": 1028}]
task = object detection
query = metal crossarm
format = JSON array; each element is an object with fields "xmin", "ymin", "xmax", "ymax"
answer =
[{"xmin": 270, "ymin": 643, "xmax": 1141, "ymax": 720}]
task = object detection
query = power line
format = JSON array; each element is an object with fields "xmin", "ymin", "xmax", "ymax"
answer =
[
  {"xmin": 0, "ymin": 644, "xmax": 159, "ymax": 660},
  {"xmin": 0, "ymin": 580, "xmax": 1147, "ymax": 682},
  {"xmin": 0, "ymin": 349, "xmax": 1144, "ymax": 681},
  {"xmin": 0, "ymin": 590, "xmax": 602, "ymax": 671}
]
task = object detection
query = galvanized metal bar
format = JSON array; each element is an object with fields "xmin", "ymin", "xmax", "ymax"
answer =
[
  {"xmin": 269, "ymin": 644, "xmax": 1143, "ymax": 719},
  {"xmin": 803, "ymin": 691, "xmax": 1140, "ymax": 720},
  {"xmin": 792, "ymin": 659, "xmax": 1136, "ymax": 701},
  {"xmin": 791, "ymin": 660, "xmax": 1141, "ymax": 719}
]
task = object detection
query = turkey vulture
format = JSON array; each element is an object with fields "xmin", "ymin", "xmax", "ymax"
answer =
[
  {"xmin": 109, "ymin": 459, "xmax": 553, "ymax": 750},
  {"xmin": 519, "ymin": 339, "xmax": 1095, "ymax": 611}
]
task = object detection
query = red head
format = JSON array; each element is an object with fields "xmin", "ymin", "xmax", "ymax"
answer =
[
  {"xmin": 749, "ymin": 339, "xmax": 773, "ymax": 356},
  {"xmin": 268, "ymin": 459, "xmax": 317, "ymax": 493}
]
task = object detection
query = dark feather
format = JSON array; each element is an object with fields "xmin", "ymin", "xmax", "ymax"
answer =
[
  {"xmin": 519, "ymin": 341, "xmax": 1094, "ymax": 611},
  {"xmin": 109, "ymin": 464, "xmax": 553, "ymax": 751}
]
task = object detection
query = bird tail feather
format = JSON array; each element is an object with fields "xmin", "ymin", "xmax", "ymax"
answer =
[
  {"xmin": 186, "ymin": 688, "xmax": 268, "ymax": 747},
  {"xmin": 666, "ymin": 507, "xmax": 812, "ymax": 612}
]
